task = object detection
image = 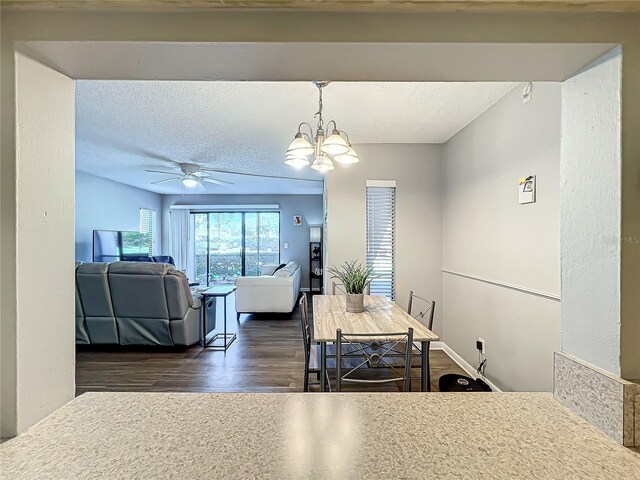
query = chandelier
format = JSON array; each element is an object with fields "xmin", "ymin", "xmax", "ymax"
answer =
[{"xmin": 284, "ymin": 82, "xmax": 359, "ymax": 172}]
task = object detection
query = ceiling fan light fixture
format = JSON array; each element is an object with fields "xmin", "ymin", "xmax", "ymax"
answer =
[
  {"xmin": 181, "ymin": 175, "xmax": 200, "ymax": 188},
  {"xmin": 333, "ymin": 146, "xmax": 360, "ymax": 165}
]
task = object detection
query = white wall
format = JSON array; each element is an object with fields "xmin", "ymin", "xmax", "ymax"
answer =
[
  {"xmin": 442, "ymin": 83, "xmax": 561, "ymax": 391},
  {"xmin": 161, "ymin": 194, "xmax": 323, "ymax": 289},
  {"xmin": 326, "ymin": 144, "xmax": 443, "ymax": 332},
  {"xmin": 75, "ymin": 171, "xmax": 163, "ymax": 262},
  {"xmin": 12, "ymin": 54, "xmax": 76, "ymax": 434},
  {"xmin": 560, "ymin": 49, "xmax": 624, "ymax": 377}
]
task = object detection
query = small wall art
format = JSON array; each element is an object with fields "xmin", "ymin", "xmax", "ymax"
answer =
[{"xmin": 518, "ymin": 175, "xmax": 536, "ymax": 204}]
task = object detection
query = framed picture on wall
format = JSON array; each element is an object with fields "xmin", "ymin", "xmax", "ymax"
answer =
[
  {"xmin": 518, "ymin": 175, "xmax": 536, "ymax": 204},
  {"xmin": 293, "ymin": 215, "xmax": 303, "ymax": 226}
]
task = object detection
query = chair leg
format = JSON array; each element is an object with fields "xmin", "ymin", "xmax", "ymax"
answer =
[
  {"xmin": 236, "ymin": 312, "xmax": 241, "ymax": 322},
  {"xmin": 303, "ymin": 369, "xmax": 309, "ymax": 392},
  {"xmin": 426, "ymin": 349, "xmax": 432, "ymax": 392}
]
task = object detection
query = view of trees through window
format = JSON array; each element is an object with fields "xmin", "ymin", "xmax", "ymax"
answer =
[{"xmin": 192, "ymin": 212, "xmax": 280, "ymax": 285}]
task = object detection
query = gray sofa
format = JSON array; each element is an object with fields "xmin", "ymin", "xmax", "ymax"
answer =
[{"xmin": 75, "ymin": 261, "xmax": 202, "ymax": 346}]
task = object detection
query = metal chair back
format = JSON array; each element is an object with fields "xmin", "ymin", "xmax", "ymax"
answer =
[
  {"xmin": 407, "ymin": 291, "xmax": 435, "ymax": 330},
  {"xmin": 299, "ymin": 293, "xmax": 311, "ymax": 362},
  {"xmin": 299, "ymin": 293, "xmax": 314, "ymax": 392},
  {"xmin": 335, "ymin": 328, "xmax": 414, "ymax": 392}
]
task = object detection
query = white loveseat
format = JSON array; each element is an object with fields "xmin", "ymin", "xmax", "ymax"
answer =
[{"xmin": 234, "ymin": 261, "xmax": 301, "ymax": 318}]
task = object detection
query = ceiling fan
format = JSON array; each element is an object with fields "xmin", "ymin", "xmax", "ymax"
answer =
[
  {"xmin": 145, "ymin": 163, "xmax": 234, "ymax": 188},
  {"xmin": 145, "ymin": 160, "xmax": 323, "ymax": 189}
]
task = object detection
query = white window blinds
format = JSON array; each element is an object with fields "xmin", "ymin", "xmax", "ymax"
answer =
[
  {"xmin": 139, "ymin": 208, "xmax": 157, "ymax": 255},
  {"xmin": 366, "ymin": 182, "xmax": 396, "ymax": 300}
]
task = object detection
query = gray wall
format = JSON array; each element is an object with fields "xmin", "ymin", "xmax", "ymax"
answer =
[
  {"xmin": 75, "ymin": 171, "xmax": 163, "ymax": 262},
  {"xmin": 161, "ymin": 194, "xmax": 323, "ymax": 289},
  {"xmin": 325, "ymin": 144, "xmax": 443, "ymax": 333},
  {"xmin": 442, "ymin": 82, "xmax": 561, "ymax": 391}
]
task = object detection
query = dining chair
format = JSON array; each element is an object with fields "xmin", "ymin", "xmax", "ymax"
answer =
[
  {"xmin": 408, "ymin": 291, "xmax": 436, "ymax": 391},
  {"xmin": 299, "ymin": 293, "xmax": 314, "ymax": 392},
  {"xmin": 369, "ymin": 291, "xmax": 436, "ymax": 391},
  {"xmin": 331, "ymin": 282, "xmax": 370, "ymax": 295},
  {"xmin": 335, "ymin": 328, "xmax": 414, "ymax": 392},
  {"xmin": 299, "ymin": 293, "xmax": 332, "ymax": 392},
  {"xmin": 408, "ymin": 291, "xmax": 436, "ymax": 330}
]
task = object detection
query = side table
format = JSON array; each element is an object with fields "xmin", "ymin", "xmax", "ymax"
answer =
[{"xmin": 200, "ymin": 285, "xmax": 237, "ymax": 351}]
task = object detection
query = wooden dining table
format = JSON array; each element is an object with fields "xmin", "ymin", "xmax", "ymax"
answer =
[{"xmin": 312, "ymin": 294, "xmax": 439, "ymax": 392}]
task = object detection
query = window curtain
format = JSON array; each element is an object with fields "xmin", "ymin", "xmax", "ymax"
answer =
[{"xmin": 169, "ymin": 209, "xmax": 191, "ymax": 277}]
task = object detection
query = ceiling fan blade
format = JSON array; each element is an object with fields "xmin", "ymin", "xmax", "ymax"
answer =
[
  {"xmin": 201, "ymin": 177, "xmax": 234, "ymax": 186},
  {"xmin": 198, "ymin": 167, "xmax": 323, "ymax": 183},
  {"xmin": 145, "ymin": 169, "xmax": 180, "ymax": 176},
  {"xmin": 151, "ymin": 177, "xmax": 180, "ymax": 184},
  {"xmin": 139, "ymin": 154, "xmax": 180, "ymax": 166}
]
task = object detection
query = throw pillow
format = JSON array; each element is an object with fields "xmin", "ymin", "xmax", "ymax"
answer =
[{"xmin": 272, "ymin": 263, "xmax": 287, "ymax": 275}]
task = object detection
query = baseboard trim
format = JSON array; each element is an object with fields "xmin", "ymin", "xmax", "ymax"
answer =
[{"xmin": 431, "ymin": 342, "xmax": 502, "ymax": 392}]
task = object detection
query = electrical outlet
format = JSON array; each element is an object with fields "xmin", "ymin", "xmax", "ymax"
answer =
[{"xmin": 477, "ymin": 337, "xmax": 486, "ymax": 354}]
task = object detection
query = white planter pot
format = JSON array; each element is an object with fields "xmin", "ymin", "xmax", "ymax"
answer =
[{"xmin": 346, "ymin": 293, "xmax": 364, "ymax": 313}]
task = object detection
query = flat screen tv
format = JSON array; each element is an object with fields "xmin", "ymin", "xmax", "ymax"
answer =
[{"xmin": 92, "ymin": 230, "xmax": 151, "ymax": 262}]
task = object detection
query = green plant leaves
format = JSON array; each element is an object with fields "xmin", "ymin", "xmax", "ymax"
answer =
[{"xmin": 327, "ymin": 260, "xmax": 375, "ymax": 294}]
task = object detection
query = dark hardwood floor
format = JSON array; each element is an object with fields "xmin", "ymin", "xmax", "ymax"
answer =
[{"xmin": 76, "ymin": 294, "xmax": 466, "ymax": 395}]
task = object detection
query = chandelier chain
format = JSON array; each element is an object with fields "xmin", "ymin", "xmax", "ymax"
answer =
[{"xmin": 314, "ymin": 83, "xmax": 324, "ymax": 129}]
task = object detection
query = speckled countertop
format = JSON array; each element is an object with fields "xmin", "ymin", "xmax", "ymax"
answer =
[{"xmin": 1, "ymin": 392, "xmax": 639, "ymax": 479}]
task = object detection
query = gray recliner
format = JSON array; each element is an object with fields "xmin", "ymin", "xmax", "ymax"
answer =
[
  {"xmin": 107, "ymin": 262, "xmax": 201, "ymax": 346},
  {"xmin": 76, "ymin": 262, "xmax": 119, "ymax": 344},
  {"xmin": 75, "ymin": 262, "xmax": 90, "ymax": 344}
]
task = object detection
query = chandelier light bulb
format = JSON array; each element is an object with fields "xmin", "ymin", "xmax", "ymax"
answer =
[
  {"xmin": 320, "ymin": 129, "xmax": 350, "ymax": 155},
  {"xmin": 310, "ymin": 156, "xmax": 335, "ymax": 173},
  {"xmin": 286, "ymin": 133, "xmax": 314, "ymax": 156},
  {"xmin": 284, "ymin": 155, "xmax": 310, "ymax": 168},
  {"xmin": 333, "ymin": 146, "xmax": 360, "ymax": 165}
]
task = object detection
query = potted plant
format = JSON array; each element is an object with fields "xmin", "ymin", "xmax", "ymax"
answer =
[{"xmin": 328, "ymin": 261, "xmax": 374, "ymax": 313}]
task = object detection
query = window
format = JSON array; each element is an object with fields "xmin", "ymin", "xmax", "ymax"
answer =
[
  {"xmin": 244, "ymin": 212, "xmax": 281, "ymax": 276},
  {"xmin": 139, "ymin": 208, "xmax": 157, "ymax": 255},
  {"xmin": 366, "ymin": 181, "xmax": 396, "ymax": 300},
  {"xmin": 191, "ymin": 211, "xmax": 280, "ymax": 286}
]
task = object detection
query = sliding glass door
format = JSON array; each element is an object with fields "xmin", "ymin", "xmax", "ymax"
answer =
[
  {"xmin": 192, "ymin": 211, "xmax": 280, "ymax": 285},
  {"xmin": 245, "ymin": 212, "xmax": 280, "ymax": 276}
]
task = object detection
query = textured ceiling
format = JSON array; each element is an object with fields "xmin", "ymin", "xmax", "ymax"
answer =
[{"xmin": 76, "ymin": 80, "xmax": 517, "ymax": 194}]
